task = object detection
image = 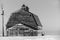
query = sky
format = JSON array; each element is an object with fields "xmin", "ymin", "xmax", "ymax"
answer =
[{"xmin": 0, "ymin": 0, "xmax": 60, "ymax": 36}]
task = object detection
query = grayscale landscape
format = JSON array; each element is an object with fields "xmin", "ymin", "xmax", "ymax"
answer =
[{"xmin": 0, "ymin": 0, "xmax": 60, "ymax": 40}]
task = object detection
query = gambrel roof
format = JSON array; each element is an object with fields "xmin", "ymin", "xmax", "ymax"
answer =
[{"xmin": 6, "ymin": 5, "xmax": 42, "ymax": 30}]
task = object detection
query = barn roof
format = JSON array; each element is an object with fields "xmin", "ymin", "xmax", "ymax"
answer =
[{"xmin": 6, "ymin": 5, "xmax": 42, "ymax": 30}]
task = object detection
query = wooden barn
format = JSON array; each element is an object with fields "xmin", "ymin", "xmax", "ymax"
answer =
[{"xmin": 6, "ymin": 4, "xmax": 42, "ymax": 36}]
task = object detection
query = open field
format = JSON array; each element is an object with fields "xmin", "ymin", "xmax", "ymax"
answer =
[{"xmin": 0, "ymin": 35, "xmax": 60, "ymax": 40}]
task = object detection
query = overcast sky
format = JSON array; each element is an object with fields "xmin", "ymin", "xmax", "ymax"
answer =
[{"xmin": 0, "ymin": 0, "xmax": 60, "ymax": 36}]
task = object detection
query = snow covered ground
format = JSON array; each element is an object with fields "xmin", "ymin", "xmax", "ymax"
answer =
[{"xmin": 0, "ymin": 35, "xmax": 60, "ymax": 40}]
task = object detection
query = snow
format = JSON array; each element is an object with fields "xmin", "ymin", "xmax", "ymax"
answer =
[{"xmin": 0, "ymin": 35, "xmax": 60, "ymax": 40}]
